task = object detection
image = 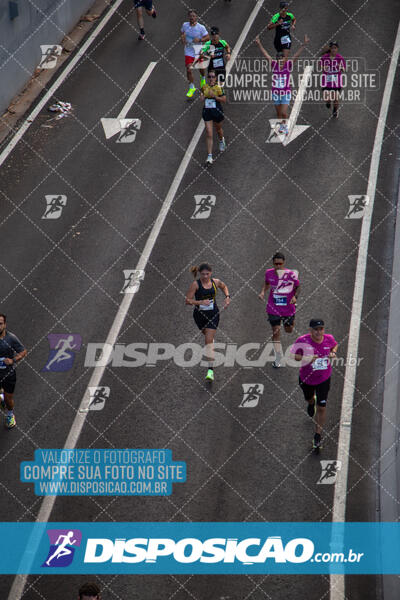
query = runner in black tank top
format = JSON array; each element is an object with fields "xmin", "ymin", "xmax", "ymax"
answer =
[{"xmin": 185, "ymin": 263, "xmax": 230, "ymax": 381}]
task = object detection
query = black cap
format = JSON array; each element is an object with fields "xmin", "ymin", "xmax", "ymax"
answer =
[
  {"xmin": 329, "ymin": 41, "xmax": 339, "ymax": 47},
  {"xmin": 210, "ymin": 26, "xmax": 219, "ymax": 35},
  {"xmin": 310, "ymin": 319, "xmax": 325, "ymax": 329},
  {"xmin": 280, "ymin": 2, "xmax": 289, "ymax": 7}
]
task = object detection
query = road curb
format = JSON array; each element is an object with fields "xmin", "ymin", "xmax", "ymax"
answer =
[{"xmin": 380, "ymin": 172, "xmax": 400, "ymax": 599}]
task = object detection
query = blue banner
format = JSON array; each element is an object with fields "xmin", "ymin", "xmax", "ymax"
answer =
[{"xmin": 0, "ymin": 522, "xmax": 399, "ymax": 574}]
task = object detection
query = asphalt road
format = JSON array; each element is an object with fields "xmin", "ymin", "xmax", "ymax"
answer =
[{"xmin": 0, "ymin": 0, "xmax": 399, "ymax": 599}]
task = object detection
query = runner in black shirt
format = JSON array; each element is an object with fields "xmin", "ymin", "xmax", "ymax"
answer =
[
  {"xmin": 267, "ymin": 1, "xmax": 296, "ymax": 57},
  {"xmin": 0, "ymin": 313, "xmax": 27, "ymax": 428},
  {"xmin": 193, "ymin": 26, "xmax": 231, "ymax": 85},
  {"xmin": 185, "ymin": 263, "xmax": 230, "ymax": 382}
]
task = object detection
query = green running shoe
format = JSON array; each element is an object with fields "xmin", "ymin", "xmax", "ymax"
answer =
[
  {"xmin": 205, "ymin": 369, "xmax": 214, "ymax": 381},
  {"xmin": 186, "ymin": 86, "xmax": 196, "ymax": 98},
  {"xmin": 5, "ymin": 414, "xmax": 16, "ymax": 429}
]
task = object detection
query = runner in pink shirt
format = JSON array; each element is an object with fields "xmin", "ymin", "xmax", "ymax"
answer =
[
  {"xmin": 255, "ymin": 34, "xmax": 309, "ymax": 134},
  {"xmin": 259, "ymin": 252, "xmax": 300, "ymax": 368},
  {"xmin": 290, "ymin": 319, "xmax": 338, "ymax": 451},
  {"xmin": 319, "ymin": 41, "xmax": 346, "ymax": 118}
]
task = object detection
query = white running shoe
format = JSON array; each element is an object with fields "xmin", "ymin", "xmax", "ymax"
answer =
[
  {"xmin": 206, "ymin": 154, "xmax": 213, "ymax": 165},
  {"xmin": 219, "ymin": 137, "xmax": 226, "ymax": 151}
]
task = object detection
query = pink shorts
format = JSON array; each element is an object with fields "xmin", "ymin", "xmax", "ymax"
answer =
[{"xmin": 185, "ymin": 55, "xmax": 195, "ymax": 66}]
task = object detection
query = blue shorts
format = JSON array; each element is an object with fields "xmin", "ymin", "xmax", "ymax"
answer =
[{"xmin": 272, "ymin": 91, "xmax": 291, "ymax": 105}]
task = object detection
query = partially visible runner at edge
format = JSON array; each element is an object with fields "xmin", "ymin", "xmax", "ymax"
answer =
[
  {"xmin": 267, "ymin": 1, "xmax": 296, "ymax": 58},
  {"xmin": 185, "ymin": 263, "xmax": 230, "ymax": 382},
  {"xmin": 192, "ymin": 26, "xmax": 231, "ymax": 86},
  {"xmin": 319, "ymin": 41, "xmax": 346, "ymax": 118},
  {"xmin": 0, "ymin": 313, "xmax": 27, "ymax": 429},
  {"xmin": 290, "ymin": 319, "xmax": 338, "ymax": 450},
  {"xmin": 255, "ymin": 34, "xmax": 309, "ymax": 134},
  {"xmin": 258, "ymin": 252, "xmax": 300, "ymax": 368},
  {"xmin": 181, "ymin": 10, "xmax": 210, "ymax": 98},
  {"xmin": 201, "ymin": 71, "xmax": 227, "ymax": 165},
  {"xmin": 134, "ymin": 0, "xmax": 156, "ymax": 41}
]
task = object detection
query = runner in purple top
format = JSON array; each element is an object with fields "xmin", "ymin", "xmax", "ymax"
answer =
[
  {"xmin": 259, "ymin": 252, "xmax": 300, "ymax": 368},
  {"xmin": 290, "ymin": 319, "xmax": 338, "ymax": 451},
  {"xmin": 255, "ymin": 34, "xmax": 309, "ymax": 134},
  {"xmin": 319, "ymin": 41, "xmax": 346, "ymax": 118}
]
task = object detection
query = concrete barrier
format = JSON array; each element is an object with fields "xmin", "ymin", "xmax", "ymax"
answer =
[{"xmin": 0, "ymin": 0, "xmax": 95, "ymax": 114}]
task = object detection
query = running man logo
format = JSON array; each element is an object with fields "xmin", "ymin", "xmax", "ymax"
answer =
[
  {"xmin": 266, "ymin": 119, "xmax": 288, "ymax": 144},
  {"xmin": 191, "ymin": 195, "xmax": 216, "ymax": 219},
  {"xmin": 317, "ymin": 460, "xmax": 342, "ymax": 485},
  {"xmin": 121, "ymin": 269, "xmax": 145, "ymax": 294},
  {"xmin": 239, "ymin": 383, "xmax": 264, "ymax": 408},
  {"xmin": 345, "ymin": 195, "xmax": 369, "ymax": 219},
  {"xmin": 116, "ymin": 119, "xmax": 141, "ymax": 143},
  {"xmin": 88, "ymin": 386, "xmax": 110, "ymax": 411},
  {"xmin": 39, "ymin": 45, "xmax": 62, "ymax": 69},
  {"xmin": 42, "ymin": 195, "xmax": 67, "ymax": 219},
  {"xmin": 191, "ymin": 44, "xmax": 214, "ymax": 69},
  {"xmin": 42, "ymin": 529, "xmax": 82, "ymax": 567},
  {"xmin": 101, "ymin": 118, "xmax": 142, "ymax": 143},
  {"xmin": 42, "ymin": 334, "xmax": 82, "ymax": 372},
  {"xmin": 275, "ymin": 269, "xmax": 299, "ymax": 295}
]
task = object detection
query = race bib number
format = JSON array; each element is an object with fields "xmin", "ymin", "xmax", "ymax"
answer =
[
  {"xmin": 312, "ymin": 357, "xmax": 329, "ymax": 371},
  {"xmin": 212, "ymin": 58, "xmax": 224, "ymax": 68},
  {"xmin": 205, "ymin": 98, "xmax": 217, "ymax": 108},
  {"xmin": 200, "ymin": 300, "xmax": 214, "ymax": 311},
  {"xmin": 326, "ymin": 74, "xmax": 338, "ymax": 84},
  {"xmin": 0, "ymin": 358, "xmax": 6, "ymax": 369},
  {"xmin": 280, "ymin": 35, "xmax": 291, "ymax": 45},
  {"xmin": 273, "ymin": 294, "xmax": 287, "ymax": 306}
]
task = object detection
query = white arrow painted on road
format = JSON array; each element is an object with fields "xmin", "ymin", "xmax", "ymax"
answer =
[
  {"xmin": 101, "ymin": 61, "xmax": 157, "ymax": 142},
  {"xmin": 266, "ymin": 65, "xmax": 313, "ymax": 146},
  {"xmin": 283, "ymin": 65, "xmax": 313, "ymax": 146}
]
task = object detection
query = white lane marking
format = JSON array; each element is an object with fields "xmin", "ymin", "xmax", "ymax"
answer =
[
  {"xmin": 101, "ymin": 61, "xmax": 157, "ymax": 140},
  {"xmin": 330, "ymin": 21, "xmax": 400, "ymax": 600},
  {"xmin": 282, "ymin": 65, "xmax": 312, "ymax": 146},
  {"xmin": 7, "ymin": 2, "xmax": 265, "ymax": 598},
  {"xmin": 0, "ymin": 0, "xmax": 125, "ymax": 169},
  {"xmin": 118, "ymin": 61, "xmax": 157, "ymax": 118}
]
